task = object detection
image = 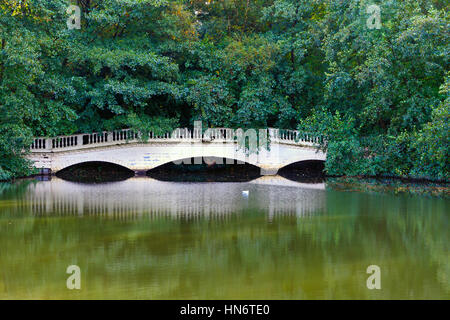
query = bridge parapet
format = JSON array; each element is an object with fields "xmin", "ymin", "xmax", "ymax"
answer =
[{"xmin": 30, "ymin": 128, "xmax": 324, "ymax": 153}]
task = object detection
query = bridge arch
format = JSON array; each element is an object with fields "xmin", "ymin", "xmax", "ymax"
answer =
[
  {"xmin": 146, "ymin": 156, "xmax": 262, "ymax": 182},
  {"xmin": 278, "ymin": 159, "xmax": 326, "ymax": 171},
  {"xmin": 56, "ymin": 161, "xmax": 135, "ymax": 183}
]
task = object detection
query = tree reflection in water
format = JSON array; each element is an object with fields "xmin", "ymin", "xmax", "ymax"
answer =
[{"xmin": 0, "ymin": 177, "xmax": 447, "ymax": 299}]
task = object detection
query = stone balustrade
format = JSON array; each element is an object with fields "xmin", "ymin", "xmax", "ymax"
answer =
[{"xmin": 30, "ymin": 128, "xmax": 324, "ymax": 153}]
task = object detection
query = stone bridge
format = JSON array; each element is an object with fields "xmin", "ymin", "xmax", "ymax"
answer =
[{"xmin": 28, "ymin": 125, "xmax": 326, "ymax": 175}]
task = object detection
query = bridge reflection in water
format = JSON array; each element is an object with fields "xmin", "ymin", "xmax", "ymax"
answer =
[{"xmin": 22, "ymin": 176, "xmax": 326, "ymax": 220}]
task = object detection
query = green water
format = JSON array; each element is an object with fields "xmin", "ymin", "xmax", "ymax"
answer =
[{"xmin": 0, "ymin": 177, "xmax": 448, "ymax": 299}]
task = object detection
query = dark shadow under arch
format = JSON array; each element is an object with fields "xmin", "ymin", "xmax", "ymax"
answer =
[
  {"xmin": 56, "ymin": 161, "xmax": 135, "ymax": 183},
  {"xmin": 147, "ymin": 157, "xmax": 262, "ymax": 182},
  {"xmin": 278, "ymin": 160, "xmax": 326, "ymax": 183}
]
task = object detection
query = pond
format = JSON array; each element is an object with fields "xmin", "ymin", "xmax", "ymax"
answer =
[{"xmin": 0, "ymin": 176, "xmax": 448, "ymax": 299}]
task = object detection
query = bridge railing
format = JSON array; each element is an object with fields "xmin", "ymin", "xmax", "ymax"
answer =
[
  {"xmin": 274, "ymin": 129, "xmax": 324, "ymax": 145},
  {"xmin": 30, "ymin": 128, "xmax": 323, "ymax": 152}
]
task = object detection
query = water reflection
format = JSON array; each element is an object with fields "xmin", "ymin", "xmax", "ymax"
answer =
[
  {"xmin": 20, "ymin": 177, "xmax": 326, "ymax": 220},
  {"xmin": 0, "ymin": 177, "xmax": 448, "ymax": 299}
]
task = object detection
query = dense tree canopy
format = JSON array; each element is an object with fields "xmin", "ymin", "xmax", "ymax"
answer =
[{"xmin": 0, "ymin": 0, "xmax": 448, "ymax": 180}]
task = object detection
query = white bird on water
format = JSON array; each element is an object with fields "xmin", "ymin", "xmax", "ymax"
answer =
[{"xmin": 242, "ymin": 190, "xmax": 249, "ymax": 197}]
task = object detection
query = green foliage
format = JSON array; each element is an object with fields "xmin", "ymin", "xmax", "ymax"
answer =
[
  {"xmin": 186, "ymin": 75, "xmax": 234, "ymax": 127},
  {"xmin": 0, "ymin": 123, "xmax": 33, "ymax": 180},
  {"xmin": 411, "ymin": 76, "xmax": 450, "ymax": 180},
  {"xmin": 0, "ymin": 0, "xmax": 448, "ymax": 180}
]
